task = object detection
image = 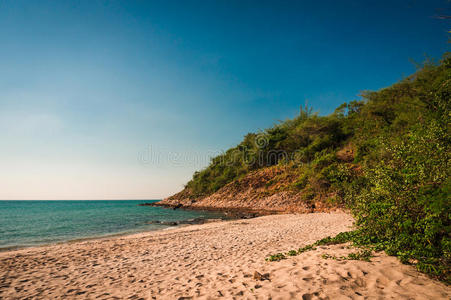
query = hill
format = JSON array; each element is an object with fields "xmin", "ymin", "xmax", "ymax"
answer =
[{"xmin": 156, "ymin": 54, "xmax": 450, "ymax": 281}]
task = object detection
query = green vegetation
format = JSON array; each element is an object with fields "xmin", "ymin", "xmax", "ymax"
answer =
[
  {"xmin": 265, "ymin": 253, "xmax": 286, "ymax": 262},
  {"xmin": 187, "ymin": 54, "xmax": 451, "ymax": 281},
  {"xmin": 346, "ymin": 249, "xmax": 373, "ymax": 262},
  {"xmin": 320, "ymin": 250, "xmax": 373, "ymax": 262},
  {"xmin": 266, "ymin": 231, "xmax": 363, "ymax": 262}
]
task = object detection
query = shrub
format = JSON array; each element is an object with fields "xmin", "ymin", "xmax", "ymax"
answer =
[{"xmin": 187, "ymin": 54, "xmax": 451, "ymax": 281}]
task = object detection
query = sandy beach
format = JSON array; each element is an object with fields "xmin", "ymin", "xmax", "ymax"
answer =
[{"xmin": 0, "ymin": 213, "xmax": 449, "ymax": 299}]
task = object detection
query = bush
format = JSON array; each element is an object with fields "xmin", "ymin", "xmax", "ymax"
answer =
[
  {"xmin": 352, "ymin": 120, "xmax": 450, "ymax": 281},
  {"xmin": 185, "ymin": 54, "xmax": 451, "ymax": 281}
]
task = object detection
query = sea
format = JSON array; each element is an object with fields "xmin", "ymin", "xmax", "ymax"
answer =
[{"xmin": 0, "ymin": 200, "xmax": 224, "ymax": 250}]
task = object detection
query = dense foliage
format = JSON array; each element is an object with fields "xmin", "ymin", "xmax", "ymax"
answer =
[
  {"xmin": 348, "ymin": 55, "xmax": 451, "ymax": 282},
  {"xmin": 185, "ymin": 55, "xmax": 450, "ymax": 281}
]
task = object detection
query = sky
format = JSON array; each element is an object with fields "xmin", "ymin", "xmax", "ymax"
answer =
[{"xmin": 0, "ymin": 0, "xmax": 449, "ymax": 200}]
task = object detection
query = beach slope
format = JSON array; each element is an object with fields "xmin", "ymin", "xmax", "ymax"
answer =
[{"xmin": 0, "ymin": 213, "xmax": 449, "ymax": 299}]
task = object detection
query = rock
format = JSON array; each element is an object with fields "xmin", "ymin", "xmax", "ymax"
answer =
[
  {"xmin": 253, "ymin": 271, "xmax": 270, "ymax": 281},
  {"xmin": 172, "ymin": 204, "xmax": 183, "ymax": 210},
  {"xmin": 253, "ymin": 271, "xmax": 262, "ymax": 280},
  {"xmin": 147, "ymin": 221, "xmax": 178, "ymax": 226},
  {"xmin": 165, "ymin": 222, "xmax": 178, "ymax": 226},
  {"xmin": 178, "ymin": 218, "xmax": 205, "ymax": 225},
  {"xmin": 148, "ymin": 217, "xmax": 219, "ymax": 226}
]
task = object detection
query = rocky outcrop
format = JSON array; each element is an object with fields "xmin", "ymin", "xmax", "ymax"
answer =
[
  {"xmin": 146, "ymin": 218, "xmax": 223, "ymax": 226},
  {"xmin": 154, "ymin": 166, "xmax": 342, "ymax": 214}
]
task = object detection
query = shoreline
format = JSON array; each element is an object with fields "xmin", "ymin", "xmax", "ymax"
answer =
[
  {"xmin": 0, "ymin": 225, "xmax": 176, "ymax": 253},
  {"xmin": 1, "ymin": 212, "xmax": 449, "ymax": 299},
  {"xmin": 0, "ymin": 208, "xmax": 270, "ymax": 254},
  {"xmin": 0, "ymin": 202, "xmax": 232, "ymax": 253},
  {"xmin": 140, "ymin": 201, "xmax": 281, "ymax": 217},
  {"xmin": 0, "ymin": 215, "xmax": 227, "ymax": 253},
  {"xmin": 0, "ymin": 203, "xmax": 347, "ymax": 254}
]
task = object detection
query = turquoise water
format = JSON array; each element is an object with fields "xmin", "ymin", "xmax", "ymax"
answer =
[{"xmin": 0, "ymin": 200, "xmax": 224, "ymax": 249}]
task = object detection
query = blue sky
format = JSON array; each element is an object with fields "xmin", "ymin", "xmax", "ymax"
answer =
[{"xmin": 0, "ymin": 0, "xmax": 449, "ymax": 199}]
